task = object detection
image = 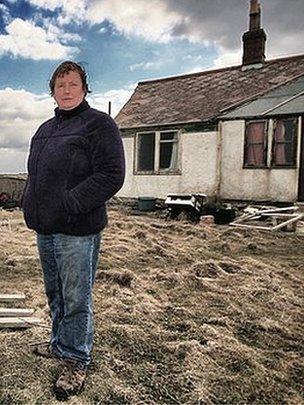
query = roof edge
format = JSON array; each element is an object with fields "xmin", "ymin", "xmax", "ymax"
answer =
[
  {"xmin": 137, "ymin": 53, "xmax": 304, "ymax": 86},
  {"xmin": 119, "ymin": 119, "xmax": 204, "ymax": 131}
]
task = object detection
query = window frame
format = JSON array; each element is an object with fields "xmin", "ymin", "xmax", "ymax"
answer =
[
  {"xmin": 243, "ymin": 119, "xmax": 268, "ymax": 169},
  {"xmin": 135, "ymin": 131, "xmax": 156, "ymax": 173},
  {"xmin": 134, "ymin": 130, "xmax": 181, "ymax": 175},
  {"xmin": 271, "ymin": 117, "xmax": 298, "ymax": 168}
]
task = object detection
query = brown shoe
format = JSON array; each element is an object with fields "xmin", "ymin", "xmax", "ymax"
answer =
[
  {"xmin": 54, "ymin": 359, "xmax": 87, "ymax": 400},
  {"xmin": 33, "ymin": 343, "xmax": 58, "ymax": 359}
]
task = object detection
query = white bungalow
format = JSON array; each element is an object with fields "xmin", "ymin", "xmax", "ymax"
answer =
[{"xmin": 115, "ymin": 1, "xmax": 304, "ymax": 203}]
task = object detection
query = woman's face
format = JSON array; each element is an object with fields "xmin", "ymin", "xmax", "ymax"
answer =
[{"xmin": 53, "ymin": 70, "xmax": 85, "ymax": 110}]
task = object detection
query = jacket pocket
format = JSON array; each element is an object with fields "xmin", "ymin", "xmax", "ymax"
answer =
[{"xmin": 68, "ymin": 143, "xmax": 91, "ymax": 179}]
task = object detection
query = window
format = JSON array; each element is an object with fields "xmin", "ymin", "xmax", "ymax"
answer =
[
  {"xmin": 137, "ymin": 132, "xmax": 155, "ymax": 171},
  {"xmin": 159, "ymin": 132, "xmax": 178, "ymax": 170},
  {"xmin": 136, "ymin": 131, "xmax": 179, "ymax": 173},
  {"xmin": 272, "ymin": 118, "xmax": 297, "ymax": 167},
  {"xmin": 244, "ymin": 120, "xmax": 267, "ymax": 167},
  {"xmin": 243, "ymin": 117, "xmax": 299, "ymax": 169}
]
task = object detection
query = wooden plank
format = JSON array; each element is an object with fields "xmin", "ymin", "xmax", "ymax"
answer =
[
  {"xmin": 272, "ymin": 214, "xmax": 304, "ymax": 231},
  {"xmin": 255, "ymin": 206, "xmax": 298, "ymax": 214},
  {"xmin": 260, "ymin": 213, "xmax": 299, "ymax": 218},
  {"xmin": 230, "ymin": 213, "xmax": 304, "ymax": 231},
  {"xmin": 0, "ymin": 294, "xmax": 26, "ymax": 302},
  {"xmin": 230, "ymin": 212, "xmax": 256, "ymax": 224},
  {"xmin": 0, "ymin": 317, "xmax": 43, "ymax": 328},
  {"xmin": 230, "ymin": 223, "xmax": 274, "ymax": 231},
  {"xmin": 230, "ymin": 207, "xmax": 299, "ymax": 227},
  {"xmin": 0, "ymin": 308, "xmax": 34, "ymax": 317}
]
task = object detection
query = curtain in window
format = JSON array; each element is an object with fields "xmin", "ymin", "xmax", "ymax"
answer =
[
  {"xmin": 159, "ymin": 132, "xmax": 178, "ymax": 170},
  {"xmin": 273, "ymin": 119, "xmax": 296, "ymax": 166},
  {"xmin": 246, "ymin": 122, "xmax": 265, "ymax": 166},
  {"xmin": 273, "ymin": 120, "xmax": 286, "ymax": 165},
  {"xmin": 169, "ymin": 141, "xmax": 178, "ymax": 169}
]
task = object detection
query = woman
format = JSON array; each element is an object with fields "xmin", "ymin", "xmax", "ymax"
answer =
[{"xmin": 22, "ymin": 61, "xmax": 125, "ymax": 399}]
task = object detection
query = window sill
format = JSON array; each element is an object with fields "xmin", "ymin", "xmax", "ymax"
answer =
[
  {"xmin": 243, "ymin": 165, "xmax": 297, "ymax": 170},
  {"xmin": 134, "ymin": 170, "xmax": 181, "ymax": 175},
  {"xmin": 243, "ymin": 165, "xmax": 268, "ymax": 169},
  {"xmin": 270, "ymin": 165, "xmax": 297, "ymax": 169}
]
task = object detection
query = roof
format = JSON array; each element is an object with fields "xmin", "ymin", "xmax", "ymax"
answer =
[
  {"xmin": 115, "ymin": 54, "xmax": 304, "ymax": 129},
  {"xmin": 220, "ymin": 75, "xmax": 304, "ymax": 119}
]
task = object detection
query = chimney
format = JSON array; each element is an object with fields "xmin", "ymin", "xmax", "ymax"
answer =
[{"xmin": 242, "ymin": 0, "xmax": 266, "ymax": 66}]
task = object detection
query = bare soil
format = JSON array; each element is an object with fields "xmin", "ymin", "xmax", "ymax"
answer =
[{"xmin": 0, "ymin": 208, "xmax": 303, "ymax": 404}]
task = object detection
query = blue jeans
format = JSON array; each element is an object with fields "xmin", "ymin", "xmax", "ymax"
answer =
[{"xmin": 37, "ymin": 233, "xmax": 101, "ymax": 366}]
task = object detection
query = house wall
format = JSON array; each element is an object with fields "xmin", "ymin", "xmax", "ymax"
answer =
[
  {"xmin": 118, "ymin": 131, "xmax": 218, "ymax": 198},
  {"xmin": 219, "ymin": 120, "xmax": 300, "ymax": 202},
  {"xmin": 0, "ymin": 176, "xmax": 27, "ymax": 200}
]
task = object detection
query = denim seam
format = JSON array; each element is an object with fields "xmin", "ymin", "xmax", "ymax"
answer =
[
  {"xmin": 84, "ymin": 236, "xmax": 94, "ymax": 342},
  {"xmin": 52, "ymin": 234, "xmax": 65, "ymax": 358}
]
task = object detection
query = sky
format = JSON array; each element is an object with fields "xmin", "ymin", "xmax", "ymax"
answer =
[{"xmin": 0, "ymin": 0, "xmax": 303, "ymax": 173}]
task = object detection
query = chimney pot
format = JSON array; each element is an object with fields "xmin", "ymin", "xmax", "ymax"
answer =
[
  {"xmin": 250, "ymin": 0, "xmax": 259, "ymax": 14},
  {"xmin": 243, "ymin": 0, "xmax": 266, "ymax": 66}
]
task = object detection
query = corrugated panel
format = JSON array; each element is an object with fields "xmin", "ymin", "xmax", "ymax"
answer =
[
  {"xmin": 220, "ymin": 97, "xmax": 281, "ymax": 118},
  {"xmin": 220, "ymin": 75, "xmax": 304, "ymax": 119},
  {"xmin": 264, "ymin": 94, "xmax": 304, "ymax": 115}
]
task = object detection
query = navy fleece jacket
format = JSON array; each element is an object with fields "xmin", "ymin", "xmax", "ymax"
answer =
[{"xmin": 22, "ymin": 100, "xmax": 125, "ymax": 235}]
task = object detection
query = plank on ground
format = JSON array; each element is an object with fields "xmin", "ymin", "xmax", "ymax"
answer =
[
  {"xmin": 0, "ymin": 293, "xmax": 26, "ymax": 302},
  {"xmin": 0, "ymin": 308, "xmax": 34, "ymax": 317},
  {"xmin": 0, "ymin": 317, "xmax": 43, "ymax": 328}
]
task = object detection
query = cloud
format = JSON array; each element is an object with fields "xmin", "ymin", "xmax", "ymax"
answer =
[
  {"xmin": 129, "ymin": 61, "xmax": 162, "ymax": 72},
  {"xmin": 0, "ymin": 88, "xmax": 53, "ymax": 150},
  {"xmin": 15, "ymin": 0, "xmax": 304, "ymax": 60},
  {"xmin": 41, "ymin": 19, "xmax": 82, "ymax": 44},
  {"xmin": 27, "ymin": 0, "xmax": 182, "ymax": 42},
  {"xmin": 86, "ymin": 0, "xmax": 183, "ymax": 43},
  {"xmin": 0, "ymin": 148, "xmax": 29, "ymax": 174},
  {"xmin": 170, "ymin": 0, "xmax": 304, "ymax": 58},
  {"xmin": 0, "ymin": 85, "xmax": 134, "ymax": 173},
  {"xmin": 0, "ymin": 85, "xmax": 134, "ymax": 149},
  {"xmin": 0, "ymin": 18, "xmax": 78, "ymax": 60},
  {"xmin": 156, "ymin": 0, "xmax": 304, "ymax": 58},
  {"xmin": 88, "ymin": 0, "xmax": 303, "ymax": 57},
  {"xmin": 88, "ymin": 85, "xmax": 136, "ymax": 117},
  {"xmin": 182, "ymin": 55, "xmax": 204, "ymax": 63},
  {"xmin": 26, "ymin": 0, "xmax": 63, "ymax": 12},
  {"xmin": 27, "ymin": 0, "xmax": 89, "ymax": 25},
  {"xmin": 98, "ymin": 26, "xmax": 107, "ymax": 34},
  {"xmin": 57, "ymin": 0, "xmax": 90, "ymax": 26},
  {"xmin": 0, "ymin": 4, "xmax": 11, "ymax": 24},
  {"xmin": 213, "ymin": 49, "xmax": 242, "ymax": 69}
]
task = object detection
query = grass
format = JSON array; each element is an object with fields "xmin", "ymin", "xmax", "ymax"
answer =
[{"xmin": 0, "ymin": 207, "xmax": 303, "ymax": 404}]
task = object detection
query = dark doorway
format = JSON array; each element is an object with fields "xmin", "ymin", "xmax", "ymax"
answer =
[{"xmin": 298, "ymin": 116, "xmax": 304, "ymax": 201}]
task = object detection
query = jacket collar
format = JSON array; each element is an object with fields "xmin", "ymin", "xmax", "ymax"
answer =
[{"xmin": 55, "ymin": 99, "xmax": 90, "ymax": 120}]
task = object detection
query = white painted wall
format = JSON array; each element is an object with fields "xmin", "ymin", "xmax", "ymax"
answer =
[
  {"xmin": 219, "ymin": 120, "xmax": 300, "ymax": 202},
  {"xmin": 118, "ymin": 119, "xmax": 301, "ymax": 202},
  {"xmin": 118, "ymin": 131, "xmax": 218, "ymax": 198}
]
